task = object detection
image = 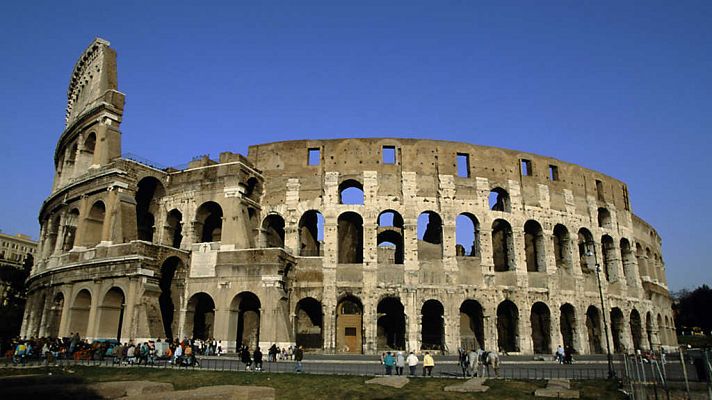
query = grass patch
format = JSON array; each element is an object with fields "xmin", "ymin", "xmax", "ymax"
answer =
[{"xmin": 0, "ymin": 366, "xmax": 625, "ymax": 400}]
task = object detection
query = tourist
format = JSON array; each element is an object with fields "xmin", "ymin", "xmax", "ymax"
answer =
[
  {"xmin": 406, "ymin": 351, "xmax": 418, "ymax": 376},
  {"xmin": 395, "ymin": 351, "xmax": 405, "ymax": 376},
  {"xmin": 383, "ymin": 351, "xmax": 395, "ymax": 375},
  {"xmin": 423, "ymin": 351, "xmax": 435, "ymax": 376},
  {"xmin": 294, "ymin": 345, "xmax": 304, "ymax": 373},
  {"xmin": 253, "ymin": 347, "xmax": 263, "ymax": 371},
  {"xmin": 240, "ymin": 346, "xmax": 252, "ymax": 370},
  {"xmin": 556, "ymin": 345, "xmax": 565, "ymax": 364},
  {"xmin": 173, "ymin": 342, "xmax": 183, "ymax": 365}
]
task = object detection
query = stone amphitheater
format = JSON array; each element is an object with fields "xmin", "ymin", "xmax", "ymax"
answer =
[{"xmin": 21, "ymin": 39, "xmax": 676, "ymax": 355}]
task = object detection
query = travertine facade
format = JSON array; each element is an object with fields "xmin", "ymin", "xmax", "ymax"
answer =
[{"xmin": 22, "ymin": 39, "xmax": 676, "ymax": 354}]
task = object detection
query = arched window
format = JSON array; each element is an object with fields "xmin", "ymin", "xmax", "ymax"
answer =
[
  {"xmin": 524, "ymin": 220, "xmax": 546, "ymax": 272},
  {"xmin": 586, "ymin": 305, "xmax": 603, "ymax": 354},
  {"xmin": 298, "ymin": 210, "xmax": 324, "ymax": 256},
  {"xmin": 136, "ymin": 177, "xmax": 165, "ymax": 242},
  {"xmin": 83, "ymin": 132, "xmax": 96, "ymax": 167},
  {"xmin": 497, "ymin": 300, "xmax": 519, "ymax": 352},
  {"xmin": 456, "ymin": 213, "xmax": 480, "ymax": 257},
  {"xmin": 165, "ymin": 209, "xmax": 183, "ymax": 249},
  {"xmin": 83, "ymin": 201, "xmax": 106, "ymax": 247},
  {"xmin": 159, "ymin": 257, "xmax": 183, "ymax": 338},
  {"xmin": 295, "ymin": 297, "xmax": 323, "ymax": 349},
  {"xmin": 417, "ymin": 211, "xmax": 443, "ymax": 260},
  {"xmin": 531, "ymin": 302, "xmax": 551, "ymax": 354},
  {"xmin": 195, "ymin": 202, "xmax": 223, "ymax": 242},
  {"xmin": 339, "ymin": 179, "xmax": 364, "ymax": 205},
  {"xmin": 377, "ymin": 210, "xmax": 404, "ymax": 264},
  {"xmin": 262, "ymin": 214, "xmax": 285, "ymax": 248},
  {"xmin": 577, "ymin": 228, "xmax": 594, "ymax": 271},
  {"xmin": 489, "ymin": 188, "xmax": 511, "ymax": 212},
  {"xmin": 636, "ymin": 243, "xmax": 648, "ymax": 279},
  {"xmin": 553, "ymin": 224, "xmax": 572, "ymax": 269},
  {"xmin": 597, "ymin": 208, "xmax": 612, "ymax": 228},
  {"xmin": 492, "ymin": 219, "xmax": 514, "ymax": 271},
  {"xmin": 338, "ymin": 212, "xmax": 363, "ymax": 263},
  {"xmin": 601, "ymin": 235, "xmax": 615, "ymax": 281}
]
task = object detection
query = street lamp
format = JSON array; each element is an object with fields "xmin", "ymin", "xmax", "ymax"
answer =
[{"xmin": 586, "ymin": 241, "xmax": 617, "ymax": 379}]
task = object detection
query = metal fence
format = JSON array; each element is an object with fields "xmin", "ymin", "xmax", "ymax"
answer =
[{"xmin": 621, "ymin": 349, "xmax": 712, "ymax": 400}]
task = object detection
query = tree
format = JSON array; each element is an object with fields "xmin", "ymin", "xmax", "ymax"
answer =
[
  {"xmin": 673, "ymin": 284, "xmax": 712, "ymax": 334},
  {"xmin": 0, "ymin": 253, "xmax": 32, "ymax": 339}
]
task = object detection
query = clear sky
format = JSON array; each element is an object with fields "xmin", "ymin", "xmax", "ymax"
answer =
[{"xmin": 1, "ymin": 0, "xmax": 710, "ymax": 291}]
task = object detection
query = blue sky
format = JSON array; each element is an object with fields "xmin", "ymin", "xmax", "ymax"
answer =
[{"xmin": 0, "ymin": 0, "xmax": 710, "ymax": 291}]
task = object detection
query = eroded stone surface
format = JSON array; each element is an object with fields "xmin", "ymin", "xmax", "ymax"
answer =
[
  {"xmin": 365, "ymin": 376, "xmax": 410, "ymax": 389},
  {"xmin": 444, "ymin": 377, "xmax": 490, "ymax": 393}
]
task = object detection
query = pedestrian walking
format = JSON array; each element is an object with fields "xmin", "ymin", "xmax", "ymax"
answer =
[
  {"xmin": 395, "ymin": 351, "xmax": 405, "ymax": 376},
  {"xmin": 294, "ymin": 345, "xmax": 304, "ymax": 373},
  {"xmin": 383, "ymin": 351, "xmax": 395, "ymax": 375},
  {"xmin": 406, "ymin": 351, "xmax": 418, "ymax": 376},
  {"xmin": 423, "ymin": 352, "xmax": 435, "ymax": 376},
  {"xmin": 253, "ymin": 347, "xmax": 263, "ymax": 371}
]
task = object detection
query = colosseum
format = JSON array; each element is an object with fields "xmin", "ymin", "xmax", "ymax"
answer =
[{"xmin": 21, "ymin": 38, "xmax": 676, "ymax": 356}]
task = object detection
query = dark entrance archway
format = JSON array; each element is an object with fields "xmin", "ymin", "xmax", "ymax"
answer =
[
  {"xmin": 460, "ymin": 300, "xmax": 485, "ymax": 351},
  {"xmin": 560, "ymin": 303, "xmax": 577, "ymax": 351},
  {"xmin": 530, "ymin": 302, "xmax": 551, "ymax": 354},
  {"xmin": 630, "ymin": 309, "xmax": 643, "ymax": 351},
  {"xmin": 295, "ymin": 297, "xmax": 323, "ymax": 349},
  {"xmin": 610, "ymin": 307, "xmax": 625, "ymax": 353},
  {"xmin": 586, "ymin": 306, "xmax": 603, "ymax": 354},
  {"xmin": 497, "ymin": 300, "xmax": 519, "ymax": 353},
  {"xmin": 231, "ymin": 292, "xmax": 261, "ymax": 349},
  {"xmin": 187, "ymin": 292, "xmax": 215, "ymax": 340},
  {"xmin": 377, "ymin": 297, "xmax": 406, "ymax": 350},
  {"xmin": 421, "ymin": 299, "xmax": 444, "ymax": 350}
]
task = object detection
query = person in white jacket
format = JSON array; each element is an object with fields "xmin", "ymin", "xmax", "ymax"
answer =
[{"xmin": 406, "ymin": 351, "xmax": 419, "ymax": 376}]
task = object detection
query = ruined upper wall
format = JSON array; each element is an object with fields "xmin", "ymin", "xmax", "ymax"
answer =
[{"xmin": 247, "ymin": 138, "xmax": 632, "ymax": 214}]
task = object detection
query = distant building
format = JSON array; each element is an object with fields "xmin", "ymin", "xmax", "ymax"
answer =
[
  {"xmin": 0, "ymin": 231, "xmax": 36, "ymax": 339},
  {"xmin": 0, "ymin": 231, "xmax": 37, "ymax": 266}
]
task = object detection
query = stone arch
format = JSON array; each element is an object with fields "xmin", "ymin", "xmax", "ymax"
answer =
[
  {"xmin": 243, "ymin": 176, "xmax": 261, "ymax": 202},
  {"xmin": 45, "ymin": 213, "xmax": 62, "ymax": 256},
  {"xmin": 553, "ymin": 224, "xmax": 572, "ymax": 269},
  {"xmin": 421, "ymin": 299, "xmax": 445, "ymax": 350},
  {"xmin": 460, "ymin": 299, "xmax": 485, "ymax": 350},
  {"xmin": 336, "ymin": 295, "xmax": 363, "ymax": 353},
  {"xmin": 492, "ymin": 219, "xmax": 514, "ymax": 271},
  {"xmin": 68, "ymin": 289, "xmax": 92, "ymax": 337},
  {"xmin": 610, "ymin": 307, "xmax": 625, "ymax": 353},
  {"xmin": 418, "ymin": 211, "xmax": 443, "ymax": 260},
  {"xmin": 524, "ymin": 220, "xmax": 546, "ymax": 272},
  {"xmin": 230, "ymin": 292, "xmax": 261, "ymax": 349},
  {"xmin": 456, "ymin": 213, "xmax": 480, "ymax": 257},
  {"xmin": 597, "ymin": 207, "xmax": 612, "ymax": 228},
  {"xmin": 47, "ymin": 292, "xmax": 65, "ymax": 338},
  {"xmin": 645, "ymin": 312, "xmax": 654, "ymax": 349},
  {"xmin": 159, "ymin": 256, "xmax": 183, "ymax": 339},
  {"xmin": 339, "ymin": 179, "xmax": 364, "ymax": 205},
  {"xmin": 136, "ymin": 177, "xmax": 165, "ymax": 242},
  {"xmin": 577, "ymin": 228, "xmax": 594, "ymax": 271},
  {"xmin": 630, "ymin": 309, "xmax": 643, "ymax": 351},
  {"xmin": 195, "ymin": 201, "xmax": 223, "ymax": 242},
  {"xmin": 657, "ymin": 313, "xmax": 665, "ymax": 345},
  {"xmin": 377, "ymin": 297, "xmax": 406, "ymax": 350},
  {"xmin": 530, "ymin": 302, "xmax": 552, "ymax": 354},
  {"xmin": 636, "ymin": 243, "xmax": 648, "ymax": 279},
  {"xmin": 261, "ymin": 213, "xmax": 285, "ymax": 248},
  {"xmin": 337, "ymin": 211, "xmax": 363, "ymax": 263},
  {"xmin": 186, "ymin": 292, "xmax": 215, "ymax": 340},
  {"xmin": 586, "ymin": 305, "xmax": 603, "ymax": 354},
  {"xmin": 497, "ymin": 300, "xmax": 519, "ymax": 353},
  {"xmin": 489, "ymin": 187, "xmax": 511, "ymax": 212},
  {"xmin": 295, "ymin": 297, "xmax": 323, "ymax": 349},
  {"xmin": 560, "ymin": 303, "xmax": 578, "ymax": 352},
  {"xmin": 165, "ymin": 209, "xmax": 183, "ymax": 249},
  {"xmin": 97, "ymin": 287, "xmax": 125, "ymax": 340},
  {"xmin": 299, "ymin": 210, "xmax": 324, "ymax": 256},
  {"xmin": 601, "ymin": 235, "xmax": 615, "ymax": 281},
  {"xmin": 377, "ymin": 210, "xmax": 404, "ymax": 264},
  {"xmin": 620, "ymin": 239, "xmax": 635, "ymax": 284},
  {"xmin": 61, "ymin": 208, "xmax": 80, "ymax": 252},
  {"xmin": 82, "ymin": 200, "xmax": 105, "ymax": 247}
]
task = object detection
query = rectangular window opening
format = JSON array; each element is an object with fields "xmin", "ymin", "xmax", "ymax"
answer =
[
  {"xmin": 521, "ymin": 159, "xmax": 533, "ymax": 176},
  {"xmin": 345, "ymin": 327, "xmax": 357, "ymax": 336},
  {"xmin": 307, "ymin": 148, "xmax": 321, "ymax": 166},
  {"xmin": 548, "ymin": 165, "xmax": 559, "ymax": 181},
  {"xmin": 457, "ymin": 153, "xmax": 470, "ymax": 177},
  {"xmin": 382, "ymin": 146, "xmax": 396, "ymax": 164},
  {"xmin": 596, "ymin": 179, "xmax": 604, "ymax": 201}
]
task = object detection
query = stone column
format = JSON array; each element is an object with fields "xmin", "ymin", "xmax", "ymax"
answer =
[{"xmin": 85, "ymin": 282, "xmax": 102, "ymax": 341}]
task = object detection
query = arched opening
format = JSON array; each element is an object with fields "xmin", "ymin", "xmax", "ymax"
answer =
[
  {"xmin": 337, "ymin": 212, "xmax": 363, "ymax": 263},
  {"xmin": 231, "ymin": 292, "xmax": 261, "ymax": 349},
  {"xmin": 136, "ymin": 177, "xmax": 165, "ymax": 242},
  {"xmin": 586, "ymin": 305, "xmax": 603, "ymax": 354},
  {"xmin": 630, "ymin": 309, "xmax": 643, "ymax": 351},
  {"xmin": 377, "ymin": 210, "xmax": 404, "ymax": 264},
  {"xmin": 69, "ymin": 289, "xmax": 92, "ymax": 337},
  {"xmin": 165, "ymin": 209, "xmax": 183, "ymax": 249},
  {"xmin": 577, "ymin": 228, "xmax": 594, "ymax": 271},
  {"xmin": 196, "ymin": 201, "xmax": 223, "ymax": 242},
  {"xmin": 377, "ymin": 297, "xmax": 406, "ymax": 350},
  {"xmin": 524, "ymin": 220, "xmax": 546, "ymax": 272},
  {"xmin": 560, "ymin": 303, "xmax": 577, "ymax": 352},
  {"xmin": 186, "ymin": 292, "xmax": 215, "ymax": 340},
  {"xmin": 97, "ymin": 287, "xmax": 125, "ymax": 340},
  {"xmin": 553, "ymin": 224, "xmax": 572, "ymax": 269},
  {"xmin": 489, "ymin": 187, "xmax": 511, "ymax": 212},
  {"xmin": 460, "ymin": 300, "xmax": 484, "ymax": 350},
  {"xmin": 597, "ymin": 208, "xmax": 612, "ymax": 228},
  {"xmin": 336, "ymin": 296, "xmax": 363, "ymax": 353},
  {"xmin": 492, "ymin": 219, "xmax": 514, "ymax": 271},
  {"xmin": 601, "ymin": 235, "xmax": 615, "ymax": 281},
  {"xmin": 243, "ymin": 177, "xmax": 261, "ymax": 202},
  {"xmin": 82, "ymin": 201, "xmax": 105, "ymax": 247},
  {"xmin": 339, "ymin": 179, "xmax": 364, "ymax": 205},
  {"xmin": 45, "ymin": 214, "xmax": 61, "ymax": 256},
  {"xmin": 47, "ymin": 293, "xmax": 65, "ymax": 338},
  {"xmin": 421, "ymin": 299, "xmax": 444, "ymax": 350},
  {"xmin": 299, "ymin": 210, "xmax": 324, "ymax": 256},
  {"xmin": 645, "ymin": 312, "xmax": 653, "ymax": 349},
  {"xmin": 531, "ymin": 302, "xmax": 551, "ymax": 354},
  {"xmin": 159, "ymin": 257, "xmax": 182, "ymax": 339},
  {"xmin": 620, "ymin": 239, "xmax": 634, "ymax": 284},
  {"xmin": 497, "ymin": 300, "xmax": 519, "ymax": 353},
  {"xmin": 610, "ymin": 307, "xmax": 625, "ymax": 353},
  {"xmin": 82, "ymin": 133, "xmax": 96, "ymax": 167},
  {"xmin": 456, "ymin": 213, "xmax": 480, "ymax": 257},
  {"xmin": 636, "ymin": 243, "xmax": 648, "ymax": 279},
  {"xmin": 657, "ymin": 314, "xmax": 665, "ymax": 345},
  {"xmin": 418, "ymin": 211, "xmax": 443, "ymax": 260},
  {"xmin": 295, "ymin": 297, "xmax": 323, "ymax": 349},
  {"xmin": 61, "ymin": 209, "xmax": 80, "ymax": 252},
  {"xmin": 262, "ymin": 214, "xmax": 285, "ymax": 248}
]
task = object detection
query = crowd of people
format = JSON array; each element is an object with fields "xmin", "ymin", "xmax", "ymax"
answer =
[{"xmin": 380, "ymin": 350, "xmax": 434, "ymax": 376}]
